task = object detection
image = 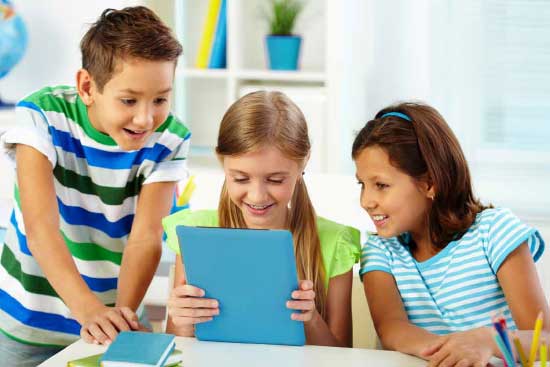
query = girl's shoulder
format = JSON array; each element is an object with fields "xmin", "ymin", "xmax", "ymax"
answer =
[
  {"xmin": 316, "ymin": 216, "xmax": 361, "ymax": 279},
  {"xmin": 316, "ymin": 216, "xmax": 360, "ymax": 248}
]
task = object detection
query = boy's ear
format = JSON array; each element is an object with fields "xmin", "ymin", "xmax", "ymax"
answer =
[{"xmin": 76, "ymin": 68, "xmax": 95, "ymax": 106}]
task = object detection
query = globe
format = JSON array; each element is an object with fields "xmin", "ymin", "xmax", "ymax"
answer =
[{"xmin": 0, "ymin": 0, "xmax": 27, "ymax": 107}]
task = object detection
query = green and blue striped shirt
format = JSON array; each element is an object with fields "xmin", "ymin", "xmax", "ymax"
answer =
[{"xmin": 0, "ymin": 86, "xmax": 190, "ymax": 346}]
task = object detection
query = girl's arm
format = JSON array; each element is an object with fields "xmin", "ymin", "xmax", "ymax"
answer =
[
  {"xmin": 16, "ymin": 145, "xmax": 137, "ymax": 344},
  {"xmin": 364, "ymin": 270, "xmax": 442, "ymax": 356},
  {"xmin": 497, "ymin": 242, "xmax": 550, "ymax": 331},
  {"xmin": 291, "ymin": 270, "xmax": 353, "ymax": 347},
  {"xmin": 422, "ymin": 242, "xmax": 549, "ymax": 365},
  {"xmin": 165, "ymin": 256, "xmax": 219, "ymax": 336},
  {"xmin": 116, "ymin": 181, "xmax": 174, "ymax": 311}
]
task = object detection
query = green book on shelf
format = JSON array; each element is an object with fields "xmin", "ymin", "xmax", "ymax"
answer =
[{"xmin": 66, "ymin": 348, "xmax": 183, "ymax": 367}]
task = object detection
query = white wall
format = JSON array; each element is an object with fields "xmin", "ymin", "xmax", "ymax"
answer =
[{"xmin": 0, "ymin": 0, "xmax": 141, "ymax": 102}]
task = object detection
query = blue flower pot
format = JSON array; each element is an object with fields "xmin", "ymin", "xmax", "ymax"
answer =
[{"xmin": 265, "ymin": 35, "xmax": 302, "ymax": 71}]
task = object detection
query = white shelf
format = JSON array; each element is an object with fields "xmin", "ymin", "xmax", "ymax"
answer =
[
  {"xmin": 167, "ymin": 0, "xmax": 369, "ymax": 173},
  {"xmin": 176, "ymin": 68, "xmax": 326, "ymax": 84},
  {"xmin": 234, "ymin": 69, "xmax": 326, "ymax": 83},
  {"xmin": 177, "ymin": 68, "xmax": 231, "ymax": 79}
]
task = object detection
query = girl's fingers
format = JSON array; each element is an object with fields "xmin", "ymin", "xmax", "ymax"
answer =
[
  {"xmin": 286, "ymin": 300, "xmax": 315, "ymax": 311},
  {"xmin": 171, "ymin": 297, "xmax": 218, "ymax": 309},
  {"xmin": 421, "ymin": 337, "xmax": 447, "ymax": 357},
  {"xmin": 170, "ymin": 307, "xmax": 220, "ymax": 318},
  {"xmin": 173, "ymin": 285, "xmax": 205, "ymax": 297},
  {"xmin": 291, "ymin": 290, "xmax": 315, "ymax": 300},
  {"xmin": 299, "ymin": 280, "xmax": 314, "ymax": 290},
  {"xmin": 291, "ymin": 311, "xmax": 313, "ymax": 322}
]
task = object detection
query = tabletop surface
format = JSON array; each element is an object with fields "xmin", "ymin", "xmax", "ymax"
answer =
[{"xmin": 39, "ymin": 336, "xmax": 428, "ymax": 367}]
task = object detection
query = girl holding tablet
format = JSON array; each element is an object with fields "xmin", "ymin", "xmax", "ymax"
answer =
[{"xmin": 163, "ymin": 91, "xmax": 360, "ymax": 347}]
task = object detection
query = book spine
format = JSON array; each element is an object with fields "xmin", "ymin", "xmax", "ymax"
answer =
[
  {"xmin": 208, "ymin": 0, "xmax": 227, "ymax": 69},
  {"xmin": 195, "ymin": 0, "xmax": 222, "ymax": 69}
]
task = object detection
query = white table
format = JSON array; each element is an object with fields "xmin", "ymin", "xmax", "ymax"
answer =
[{"xmin": 39, "ymin": 336, "xmax": 427, "ymax": 367}]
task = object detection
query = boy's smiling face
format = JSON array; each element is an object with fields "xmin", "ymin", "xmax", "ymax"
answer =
[{"xmin": 78, "ymin": 57, "xmax": 175, "ymax": 151}]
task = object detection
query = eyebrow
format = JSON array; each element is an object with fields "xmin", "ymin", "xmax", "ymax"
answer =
[
  {"xmin": 229, "ymin": 169, "xmax": 289, "ymax": 176},
  {"xmin": 119, "ymin": 87, "xmax": 172, "ymax": 95}
]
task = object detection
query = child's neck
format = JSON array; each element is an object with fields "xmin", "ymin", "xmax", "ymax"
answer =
[{"xmin": 410, "ymin": 231, "xmax": 440, "ymax": 262}]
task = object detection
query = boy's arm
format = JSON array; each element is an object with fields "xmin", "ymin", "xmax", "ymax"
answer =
[
  {"xmin": 363, "ymin": 270, "xmax": 440, "ymax": 357},
  {"xmin": 115, "ymin": 181, "xmax": 175, "ymax": 311},
  {"xmin": 15, "ymin": 145, "xmax": 135, "ymax": 337}
]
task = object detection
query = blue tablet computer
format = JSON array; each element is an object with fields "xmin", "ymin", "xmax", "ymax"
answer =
[{"xmin": 175, "ymin": 225, "xmax": 305, "ymax": 346}]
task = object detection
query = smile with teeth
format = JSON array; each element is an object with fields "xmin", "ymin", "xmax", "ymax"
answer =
[
  {"xmin": 246, "ymin": 203, "xmax": 273, "ymax": 210},
  {"xmin": 372, "ymin": 215, "xmax": 388, "ymax": 221}
]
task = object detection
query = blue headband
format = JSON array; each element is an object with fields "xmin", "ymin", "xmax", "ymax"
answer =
[{"xmin": 380, "ymin": 112, "xmax": 412, "ymax": 122}]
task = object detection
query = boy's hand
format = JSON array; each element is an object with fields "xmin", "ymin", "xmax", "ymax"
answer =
[
  {"xmin": 421, "ymin": 327, "xmax": 496, "ymax": 367},
  {"xmin": 167, "ymin": 282, "xmax": 219, "ymax": 330},
  {"xmin": 80, "ymin": 305, "xmax": 142, "ymax": 345},
  {"xmin": 287, "ymin": 280, "xmax": 318, "ymax": 323}
]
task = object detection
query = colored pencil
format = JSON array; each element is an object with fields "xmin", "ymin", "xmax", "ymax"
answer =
[
  {"xmin": 512, "ymin": 332, "xmax": 528, "ymax": 367},
  {"xmin": 529, "ymin": 312, "xmax": 543, "ymax": 367},
  {"xmin": 493, "ymin": 330, "xmax": 516, "ymax": 367}
]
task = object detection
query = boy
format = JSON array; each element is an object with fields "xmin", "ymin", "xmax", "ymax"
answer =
[{"xmin": 0, "ymin": 6, "xmax": 189, "ymax": 365}]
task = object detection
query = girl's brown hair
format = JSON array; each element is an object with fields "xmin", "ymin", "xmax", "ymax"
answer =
[
  {"xmin": 80, "ymin": 6, "xmax": 183, "ymax": 92},
  {"xmin": 216, "ymin": 91, "xmax": 327, "ymax": 318},
  {"xmin": 352, "ymin": 102, "xmax": 490, "ymax": 250}
]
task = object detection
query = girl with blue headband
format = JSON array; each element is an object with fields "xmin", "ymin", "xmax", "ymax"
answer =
[{"xmin": 353, "ymin": 102, "xmax": 549, "ymax": 365}]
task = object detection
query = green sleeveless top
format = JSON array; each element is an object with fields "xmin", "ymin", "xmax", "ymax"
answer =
[{"xmin": 162, "ymin": 209, "xmax": 361, "ymax": 290}]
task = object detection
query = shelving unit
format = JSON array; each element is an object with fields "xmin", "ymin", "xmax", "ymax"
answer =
[{"xmin": 165, "ymin": 0, "xmax": 370, "ymax": 173}]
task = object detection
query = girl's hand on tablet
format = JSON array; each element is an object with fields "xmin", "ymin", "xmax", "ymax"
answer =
[
  {"xmin": 167, "ymin": 280, "xmax": 220, "ymax": 327},
  {"xmin": 287, "ymin": 280, "xmax": 318, "ymax": 323}
]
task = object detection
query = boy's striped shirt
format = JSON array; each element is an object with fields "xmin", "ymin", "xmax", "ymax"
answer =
[
  {"xmin": 359, "ymin": 207, "xmax": 545, "ymax": 335},
  {"xmin": 0, "ymin": 86, "xmax": 190, "ymax": 346}
]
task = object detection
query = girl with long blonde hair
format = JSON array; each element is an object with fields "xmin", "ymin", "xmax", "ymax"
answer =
[{"xmin": 163, "ymin": 91, "xmax": 360, "ymax": 346}]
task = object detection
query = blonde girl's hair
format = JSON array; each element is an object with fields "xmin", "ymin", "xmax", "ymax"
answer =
[{"xmin": 216, "ymin": 90, "xmax": 327, "ymax": 318}]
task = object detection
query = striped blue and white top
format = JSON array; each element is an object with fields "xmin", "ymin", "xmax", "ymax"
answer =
[
  {"xmin": 0, "ymin": 86, "xmax": 190, "ymax": 346},
  {"xmin": 359, "ymin": 207, "xmax": 545, "ymax": 335}
]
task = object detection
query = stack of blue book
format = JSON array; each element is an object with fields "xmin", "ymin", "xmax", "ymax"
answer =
[{"xmin": 99, "ymin": 331, "xmax": 178, "ymax": 367}]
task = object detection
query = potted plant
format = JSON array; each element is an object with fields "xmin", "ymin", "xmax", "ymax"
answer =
[{"xmin": 264, "ymin": 0, "xmax": 304, "ymax": 71}]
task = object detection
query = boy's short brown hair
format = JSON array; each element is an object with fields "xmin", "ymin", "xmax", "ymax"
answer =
[{"xmin": 80, "ymin": 6, "xmax": 182, "ymax": 92}]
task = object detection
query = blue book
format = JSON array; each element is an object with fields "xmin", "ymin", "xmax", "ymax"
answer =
[
  {"xmin": 208, "ymin": 0, "xmax": 227, "ymax": 69},
  {"xmin": 176, "ymin": 226, "xmax": 305, "ymax": 346},
  {"xmin": 99, "ymin": 331, "xmax": 175, "ymax": 367}
]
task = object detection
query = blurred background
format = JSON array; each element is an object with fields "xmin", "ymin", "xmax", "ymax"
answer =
[{"xmin": 0, "ymin": 0, "xmax": 548, "ymax": 316}]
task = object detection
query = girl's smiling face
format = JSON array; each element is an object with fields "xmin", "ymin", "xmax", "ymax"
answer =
[
  {"xmin": 222, "ymin": 145, "xmax": 303, "ymax": 230},
  {"xmin": 354, "ymin": 145, "xmax": 434, "ymax": 240}
]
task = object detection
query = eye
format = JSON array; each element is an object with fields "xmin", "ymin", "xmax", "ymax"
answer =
[
  {"xmin": 121, "ymin": 99, "xmax": 136, "ymax": 106},
  {"xmin": 233, "ymin": 177, "xmax": 249, "ymax": 183},
  {"xmin": 154, "ymin": 97, "xmax": 168, "ymax": 105},
  {"xmin": 267, "ymin": 178, "xmax": 284, "ymax": 184},
  {"xmin": 376, "ymin": 182, "xmax": 389, "ymax": 189}
]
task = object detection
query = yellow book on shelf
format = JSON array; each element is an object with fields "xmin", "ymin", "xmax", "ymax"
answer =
[{"xmin": 195, "ymin": 0, "xmax": 222, "ymax": 68}]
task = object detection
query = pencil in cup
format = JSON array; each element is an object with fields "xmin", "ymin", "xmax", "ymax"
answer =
[
  {"xmin": 493, "ymin": 329, "xmax": 516, "ymax": 367},
  {"xmin": 529, "ymin": 312, "xmax": 544, "ymax": 367},
  {"xmin": 540, "ymin": 337, "xmax": 547, "ymax": 367},
  {"xmin": 512, "ymin": 332, "xmax": 528, "ymax": 367}
]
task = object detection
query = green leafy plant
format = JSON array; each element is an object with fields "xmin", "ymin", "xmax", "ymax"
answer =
[{"xmin": 265, "ymin": 0, "xmax": 304, "ymax": 36}]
